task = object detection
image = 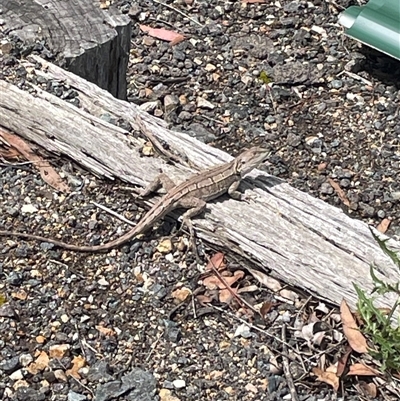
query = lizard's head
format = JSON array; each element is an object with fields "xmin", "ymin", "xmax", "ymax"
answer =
[{"xmin": 234, "ymin": 147, "xmax": 270, "ymax": 176}]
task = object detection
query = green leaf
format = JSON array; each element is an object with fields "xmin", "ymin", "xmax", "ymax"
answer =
[{"xmin": 259, "ymin": 71, "xmax": 272, "ymax": 84}]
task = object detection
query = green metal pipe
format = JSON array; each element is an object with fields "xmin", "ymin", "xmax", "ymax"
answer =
[{"xmin": 339, "ymin": 0, "xmax": 400, "ymax": 60}]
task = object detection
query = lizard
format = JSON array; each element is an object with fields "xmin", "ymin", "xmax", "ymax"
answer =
[{"xmin": 0, "ymin": 147, "xmax": 269, "ymax": 252}]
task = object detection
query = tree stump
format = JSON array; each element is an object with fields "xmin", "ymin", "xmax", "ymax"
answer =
[{"xmin": 2, "ymin": 0, "xmax": 131, "ymax": 99}]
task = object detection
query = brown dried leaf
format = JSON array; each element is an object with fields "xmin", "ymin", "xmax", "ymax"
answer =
[
  {"xmin": 66, "ymin": 355, "xmax": 86, "ymax": 379},
  {"xmin": 219, "ymin": 287, "xmax": 237, "ymax": 303},
  {"xmin": 0, "ymin": 130, "xmax": 70, "ymax": 193},
  {"xmin": 196, "ymin": 294, "xmax": 213, "ymax": 304},
  {"xmin": 205, "ymin": 252, "xmax": 226, "ymax": 271},
  {"xmin": 203, "ymin": 270, "xmax": 244, "ymax": 290},
  {"xmin": 26, "ymin": 351, "xmax": 49, "ymax": 374},
  {"xmin": 336, "ymin": 346, "xmax": 352, "ymax": 377},
  {"xmin": 376, "ymin": 218, "xmax": 391, "ymax": 234},
  {"xmin": 348, "ymin": 363, "xmax": 380, "ymax": 376},
  {"xmin": 139, "ymin": 25, "xmax": 185, "ymax": 45},
  {"xmin": 358, "ymin": 382, "xmax": 377, "ymax": 397},
  {"xmin": 328, "ymin": 178, "xmax": 350, "ymax": 207},
  {"xmin": 171, "ymin": 287, "xmax": 192, "ymax": 302},
  {"xmin": 156, "ymin": 238, "xmax": 173, "ymax": 253},
  {"xmin": 312, "ymin": 367, "xmax": 340, "ymax": 391},
  {"xmin": 260, "ymin": 301, "xmax": 274, "ymax": 317},
  {"xmin": 0, "ymin": 146, "xmax": 21, "ymax": 160},
  {"xmin": 96, "ymin": 325, "xmax": 116, "ymax": 336},
  {"xmin": 247, "ymin": 268, "xmax": 281, "ymax": 292},
  {"xmin": 11, "ymin": 289, "xmax": 28, "ymax": 300},
  {"xmin": 49, "ymin": 344, "xmax": 70, "ymax": 359},
  {"xmin": 340, "ymin": 299, "xmax": 368, "ymax": 353},
  {"xmin": 35, "ymin": 336, "xmax": 46, "ymax": 344}
]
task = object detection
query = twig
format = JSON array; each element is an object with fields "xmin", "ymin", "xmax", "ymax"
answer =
[
  {"xmin": 338, "ymin": 70, "xmax": 373, "ymax": 86},
  {"xmin": 145, "ymin": 334, "xmax": 162, "ymax": 362},
  {"xmin": 282, "ymin": 324, "xmax": 300, "ymax": 401},
  {"xmin": 91, "ymin": 201, "xmax": 135, "ymax": 226},
  {"xmin": 152, "ymin": 0, "xmax": 204, "ymax": 27},
  {"xmin": 210, "ymin": 304, "xmax": 301, "ymax": 361},
  {"xmin": 136, "ymin": 114, "xmax": 191, "ymax": 167}
]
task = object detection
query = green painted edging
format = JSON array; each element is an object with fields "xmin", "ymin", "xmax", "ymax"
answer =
[{"xmin": 338, "ymin": 0, "xmax": 400, "ymax": 61}]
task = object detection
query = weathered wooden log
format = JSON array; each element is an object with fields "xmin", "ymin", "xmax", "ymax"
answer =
[
  {"xmin": 1, "ymin": 0, "xmax": 131, "ymax": 99},
  {"xmin": 0, "ymin": 57, "xmax": 399, "ymax": 318}
]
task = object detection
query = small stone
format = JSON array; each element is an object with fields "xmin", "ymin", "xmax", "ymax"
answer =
[
  {"xmin": 7, "ymin": 271, "xmax": 23, "ymax": 286},
  {"xmin": 98, "ymin": 278, "xmax": 109, "ymax": 286},
  {"xmin": 196, "ymin": 97, "xmax": 215, "ymax": 109},
  {"xmin": 234, "ymin": 323, "xmax": 251, "ymax": 338},
  {"xmin": 178, "ymin": 111, "xmax": 192, "ymax": 120},
  {"xmin": 9, "ymin": 369, "xmax": 24, "ymax": 380},
  {"xmin": 21, "ymin": 204, "xmax": 38, "ymax": 214},
  {"xmin": 377, "ymin": 210, "xmax": 386, "ymax": 218},
  {"xmin": 0, "ymin": 304, "xmax": 18, "ymax": 319},
  {"xmin": 15, "ymin": 387, "xmax": 46, "ymax": 401},
  {"xmin": 173, "ymin": 379, "xmax": 186, "ymax": 389},
  {"xmin": 128, "ymin": 4, "xmax": 140, "ymax": 17},
  {"xmin": 205, "ymin": 63, "xmax": 216, "ymax": 72},
  {"xmin": 320, "ymin": 182, "xmax": 334, "ymax": 195},
  {"xmin": 19, "ymin": 354, "xmax": 33, "ymax": 367},
  {"xmin": 164, "ymin": 94, "xmax": 179, "ymax": 114},
  {"xmin": 6, "ymin": 206, "xmax": 19, "ymax": 216},
  {"xmin": 339, "ymin": 179, "xmax": 351, "ymax": 188},
  {"xmin": 60, "ymin": 314, "xmax": 69, "ymax": 323},
  {"xmin": 68, "ymin": 390, "xmax": 87, "ymax": 401}
]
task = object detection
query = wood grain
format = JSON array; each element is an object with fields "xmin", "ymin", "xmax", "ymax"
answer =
[{"xmin": 0, "ymin": 58, "xmax": 399, "ymax": 318}]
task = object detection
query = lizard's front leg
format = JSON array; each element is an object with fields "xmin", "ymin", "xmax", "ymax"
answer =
[
  {"xmin": 227, "ymin": 180, "xmax": 244, "ymax": 200},
  {"xmin": 140, "ymin": 173, "xmax": 176, "ymax": 197}
]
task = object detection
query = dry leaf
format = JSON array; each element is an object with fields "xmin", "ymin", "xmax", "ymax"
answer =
[
  {"xmin": 0, "ymin": 146, "xmax": 21, "ymax": 160},
  {"xmin": 171, "ymin": 287, "xmax": 192, "ymax": 302},
  {"xmin": 340, "ymin": 299, "xmax": 368, "ymax": 353},
  {"xmin": 96, "ymin": 325, "xmax": 116, "ymax": 337},
  {"xmin": 26, "ymin": 351, "xmax": 49, "ymax": 374},
  {"xmin": 11, "ymin": 289, "xmax": 28, "ymax": 300},
  {"xmin": 196, "ymin": 294, "xmax": 213, "ymax": 304},
  {"xmin": 241, "ymin": 0, "xmax": 266, "ymax": 3},
  {"xmin": 336, "ymin": 346, "xmax": 352, "ymax": 377},
  {"xmin": 205, "ymin": 252, "xmax": 226, "ymax": 271},
  {"xmin": 66, "ymin": 355, "xmax": 86, "ymax": 379},
  {"xmin": 247, "ymin": 268, "xmax": 282, "ymax": 292},
  {"xmin": 312, "ymin": 367, "xmax": 340, "ymax": 391},
  {"xmin": 0, "ymin": 129, "xmax": 70, "ymax": 193},
  {"xmin": 49, "ymin": 344, "xmax": 70, "ymax": 359},
  {"xmin": 358, "ymin": 382, "xmax": 377, "ymax": 397},
  {"xmin": 237, "ymin": 284, "xmax": 258, "ymax": 294},
  {"xmin": 203, "ymin": 270, "xmax": 244, "ymax": 290},
  {"xmin": 219, "ymin": 287, "xmax": 237, "ymax": 303},
  {"xmin": 348, "ymin": 363, "xmax": 380, "ymax": 376},
  {"xmin": 260, "ymin": 301, "xmax": 274, "ymax": 317},
  {"xmin": 376, "ymin": 218, "xmax": 391, "ymax": 234},
  {"xmin": 139, "ymin": 25, "xmax": 185, "ymax": 45},
  {"xmin": 36, "ymin": 335, "xmax": 46, "ymax": 344},
  {"xmin": 156, "ymin": 238, "xmax": 173, "ymax": 253},
  {"xmin": 327, "ymin": 178, "xmax": 350, "ymax": 207}
]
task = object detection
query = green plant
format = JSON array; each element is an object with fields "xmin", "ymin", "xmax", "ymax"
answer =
[{"xmin": 354, "ymin": 228, "xmax": 400, "ymax": 372}]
